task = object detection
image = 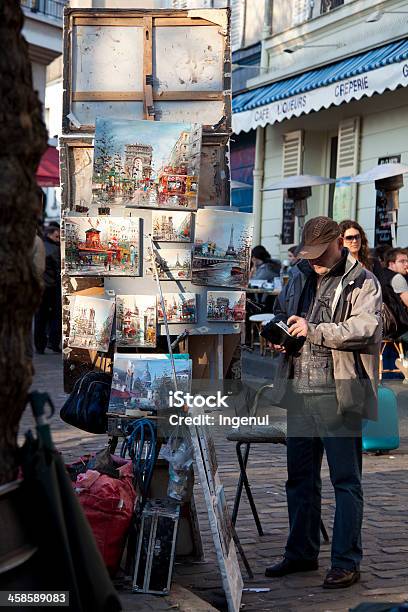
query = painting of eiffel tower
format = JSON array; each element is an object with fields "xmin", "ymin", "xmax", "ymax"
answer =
[
  {"xmin": 153, "ymin": 248, "xmax": 192, "ymax": 280},
  {"xmin": 192, "ymin": 209, "xmax": 254, "ymax": 288}
]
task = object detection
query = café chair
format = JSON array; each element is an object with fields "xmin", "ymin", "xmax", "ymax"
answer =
[
  {"xmin": 380, "ymin": 339, "xmax": 404, "ymax": 381},
  {"xmin": 249, "ymin": 313, "xmax": 275, "ymax": 355},
  {"xmin": 226, "ymin": 383, "xmax": 329, "ymax": 542}
]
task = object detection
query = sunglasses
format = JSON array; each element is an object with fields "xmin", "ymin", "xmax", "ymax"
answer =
[{"xmin": 343, "ymin": 234, "xmax": 361, "ymax": 242}]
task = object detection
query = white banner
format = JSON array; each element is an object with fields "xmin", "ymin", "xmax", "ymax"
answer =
[{"xmin": 232, "ymin": 59, "xmax": 408, "ymax": 134}]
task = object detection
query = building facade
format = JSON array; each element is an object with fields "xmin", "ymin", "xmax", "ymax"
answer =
[{"xmin": 233, "ymin": 0, "xmax": 408, "ymax": 256}]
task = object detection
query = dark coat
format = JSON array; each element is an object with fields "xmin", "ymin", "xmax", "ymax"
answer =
[{"xmin": 43, "ymin": 237, "xmax": 61, "ymax": 289}]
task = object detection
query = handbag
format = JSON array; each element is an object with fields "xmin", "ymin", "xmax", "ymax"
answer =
[{"xmin": 60, "ymin": 355, "xmax": 112, "ymax": 434}]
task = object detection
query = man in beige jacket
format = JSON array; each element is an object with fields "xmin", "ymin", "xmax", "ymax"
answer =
[{"xmin": 265, "ymin": 217, "xmax": 382, "ymax": 589}]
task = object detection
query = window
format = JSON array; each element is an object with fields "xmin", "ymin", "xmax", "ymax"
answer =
[{"xmin": 320, "ymin": 0, "xmax": 344, "ymax": 15}]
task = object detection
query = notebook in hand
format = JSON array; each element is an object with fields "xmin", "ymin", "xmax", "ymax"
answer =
[{"xmin": 260, "ymin": 319, "xmax": 306, "ymax": 355}]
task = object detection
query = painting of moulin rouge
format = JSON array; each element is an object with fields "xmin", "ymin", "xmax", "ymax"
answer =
[
  {"xmin": 152, "ymin": 211, "xmax": 192, "ymax": 242},
  {"xmin": 157, "ymin": 293, "xmax": 197, "ymax": 324},
  {"xmin": 154, "ymin": 249, "xmax": 191, "ymax": 281},
  {"xmin": 68, "ymin": 295, "xmax": 115, "ymax": 352},
  {"xmin": 207, "ymin": 291, "xmax": 246, "ymax": 323},
  {"xmin": 116, "ymin": 295, "xmax": 157, "ymax": 348},
  {"xmin": 63, "ymin": 216, "xmax": 141, "ymax": 276},
  {"xmin": 192, "ymin": 210, "xmax": 253, "ymax": 288},
  {"xmin": 93, "ymin": 118, "xmax": 201, "ymax": 210},
  {"xmin": 109, "ymin": 354, "xmax": 192, "ymax": 415}
]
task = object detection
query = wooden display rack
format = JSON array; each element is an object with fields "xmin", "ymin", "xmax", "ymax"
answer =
[{"xmin": 60, "ymin": 7, "xmax": 246, "ymax": 611}]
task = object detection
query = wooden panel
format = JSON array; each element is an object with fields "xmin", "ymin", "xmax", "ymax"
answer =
[
  {"xmin": 71, "ymin": 101, "xmax": 145, "ymax": 128},
  {"xmin": 154, "ymin": 18, "xmax": 215, "ymax": 26},
  {"xmin": 143, "ymin": 15, "xmax": 154, "ymax": 120},
  {"xmin": 72, "ymin": 26, "xmax": 144, "ymax": 93},
  {"xmin": 154, "ymin": 26, "xmax": 224, "ymax": 93},
  {"xmin": 73, "ymin": 91, "xmax": 224, "ymax": 102},
  {"xmin": 73, "ymin": 92, "xmax": 144, "ymax": 101},
  {"xmin": 63, "ymin": 8, "xmax": 231, "ymax": 135},
  {"xmin": 74, "ymin": 17, "xmax": 144, "ymax": 26}
]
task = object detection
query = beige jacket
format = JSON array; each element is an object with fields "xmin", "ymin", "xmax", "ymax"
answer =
[
  {"xmin": 273, "ymin": 253, "xmax": 382, "ymax": 419},
  {"xmin": 307, "ymin": 255, "xmax": 382, "ymax": 418}
]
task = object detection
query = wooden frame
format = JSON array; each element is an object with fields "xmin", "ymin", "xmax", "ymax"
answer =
[{"xmin": 62, "ymin": 7, "xmax": 231, "ymax": 135}]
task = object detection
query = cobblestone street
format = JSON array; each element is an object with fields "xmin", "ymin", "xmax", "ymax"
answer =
[{"xmin": 23, "ymin": 352, "xmax": 408, "ymax": 612}]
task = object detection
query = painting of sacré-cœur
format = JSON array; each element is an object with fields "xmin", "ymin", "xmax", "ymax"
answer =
[
  {"xmin": 192, "ymin": 210, "xmax": 253, "ymax": 288},
  {"xmin": 68, "ymin": 295, "xmax": 115, "ymax": 353},
  {"xmin": 93, "ymin": 118, "xmax": 201, "ymax": 211},
  {"xmin": 152, "ymin": 211, "xmax": 192, "ymax": 242},
  {"xmin": 109, "ymin": 354, "xmax": 192, "ymax": 415},
  {"xmin": 116, "ymin": 295, "xmax": 157, "ymax": 348},
  {"xmin": 63, "ymin": 216, "xmax": 141, "ymax": 276}
]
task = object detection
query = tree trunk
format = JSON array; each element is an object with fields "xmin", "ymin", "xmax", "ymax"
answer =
[{"xmin": 0, "ymin": 1, "xmax": 48, "ymax": 484}]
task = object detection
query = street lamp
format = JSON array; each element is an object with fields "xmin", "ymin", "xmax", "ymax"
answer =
[
  {"xmin": 366, "ymin": 10, "xmax": 408, "ymax": 22},
  {"xmin": 343, "ymin": 163, "xmax": 408, "ymax": 244},
  {"xmin": 283, "ymin": 43, "xmax": 346, "ymax": 54}
]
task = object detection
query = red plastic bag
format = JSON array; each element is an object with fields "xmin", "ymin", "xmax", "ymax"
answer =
[{"xmin": 74, "ymin": 460, "xmax": 136, "ymax": 576}]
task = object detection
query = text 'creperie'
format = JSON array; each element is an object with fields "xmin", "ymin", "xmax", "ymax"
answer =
[{"xmin": 335, "ymin": 76, "xmax": 369, "ymax": 97}]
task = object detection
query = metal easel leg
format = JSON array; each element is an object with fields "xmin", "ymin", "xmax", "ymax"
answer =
[
  {"xmin": 231, "ymin": 442, "xmax": 250, "ymax": 526},
  {"xmin": 236, "ymin": 442, "xmax": 264, "ymax": 536}
]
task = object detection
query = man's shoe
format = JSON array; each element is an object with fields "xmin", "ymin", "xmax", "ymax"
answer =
[
  {"xmin": 265, "ymin": 557, "xmax": 318, "ymax": 578},
  {"xmin": 323, "ymin": 567, "xmax": 360, "ymax": 589}
]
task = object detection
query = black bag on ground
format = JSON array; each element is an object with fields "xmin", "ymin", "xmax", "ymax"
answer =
[{"xmin": 60, "ymin": 370, "xmax": 112, "ymax": 434}]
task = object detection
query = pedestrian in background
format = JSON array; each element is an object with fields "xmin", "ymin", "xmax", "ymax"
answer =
[
  {"xmin": 384, "ymin": 248, "xmax": 408, "ymax": 308},
  {"xmin": 339, "ymin": 220, "xmax": 372, "ymax": 269},
  {"xmin": 249, "ymin": 245, "xmax": 281, "ymax": 281},
  {"xmin": 34, "ymin": 224, "xmax": 62, "ymax": 354}
]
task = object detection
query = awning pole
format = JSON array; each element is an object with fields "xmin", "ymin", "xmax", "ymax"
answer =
[{"xmin": 252, "ymin": 126, "xmax": 265, "ymax": 245}]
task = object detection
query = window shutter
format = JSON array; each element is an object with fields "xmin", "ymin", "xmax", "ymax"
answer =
[
  {"xmin": 231, "ymin": 0, "xmax": 245, "ymax": 51},
  {"xmin": 332, "ymin": 117, "xmax": 360, "ymax": 221},
  {"xmin": 281, "ymin": 130, "xmax": 304, "ymax": 245},
  {"xmin": 336, "ymin": 117, "xmax": 360, "ymax": 178},
  {"xmin": 282, "ymin": 130, "xmax": 304, "ymax": 177}
]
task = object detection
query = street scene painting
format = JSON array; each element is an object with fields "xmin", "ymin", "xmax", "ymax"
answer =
[
  {"xmin": 154, "ymin": 249, "xmax": 192, "ymax": 281},
  {"xmin": 152, "ymin": 211, "xmax": 193, "ymax": 242},
  {"xmin": 116, "ymin": 295, "xmax": 157, "ymax": 348},
  {"xmin": 68, "ymin": 295, "xmax": 115, "ymax": 353},
  {"xmin": 207, "ymin": 291, "xmax": 246, "ymax": 322},
  {"xmin": 93, "ymin": 118, "xmax": 201, "ymax": 210},
  {"xmin": 191, "ymin": 210, "xmax": 253, "ymax": 288},
  {"xmin": 109, "ymin": 354, "xmax": 192, "ymax": 415},
  {"xmin": 63, "ymin": 216, "xmax": 142, "ymax": 276},
  {"xmin": 157, "ymin": 293, "xmax": 197, "ymax": 324}
]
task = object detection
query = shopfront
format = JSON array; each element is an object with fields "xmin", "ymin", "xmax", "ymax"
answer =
[{"xmin": 233, "ymin": 38, "xmax": 408, "ymax": 258}]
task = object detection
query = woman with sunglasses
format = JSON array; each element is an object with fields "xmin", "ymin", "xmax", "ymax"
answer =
[{"xmin": 339, "ymin": 220, "xmax": 372, "ymax": 270}]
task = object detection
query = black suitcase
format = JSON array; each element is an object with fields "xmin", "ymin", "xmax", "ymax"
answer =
[{"xmin": 133, "ymin": 499, "xmax": 180, "ymax": 595}]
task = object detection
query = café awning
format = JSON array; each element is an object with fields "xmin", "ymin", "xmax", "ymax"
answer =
[
  {"xmin": 233, "ymin": 38, "xmax": 408, "ymax": 135},
  {"xmin": 36, "ymin": 145, "xmax": 60, "ymax": 187}
]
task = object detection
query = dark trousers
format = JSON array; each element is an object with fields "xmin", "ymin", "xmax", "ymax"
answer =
[
  {"xmin": 34, "ymin": 286, "xmax": 62, "ymax": 352},
  {"xmin": 285, "ymin": 394, "xmax": 363, "ymax": 571}
]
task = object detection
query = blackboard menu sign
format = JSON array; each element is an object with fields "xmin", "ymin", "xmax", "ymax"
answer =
[
  {"xmin": 374, "ymin": 155, "xmax": 400, "ymax": 247},
  {"xmin": 281, "ymin": 192, "xmax": 295, "ymax": 245}
]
